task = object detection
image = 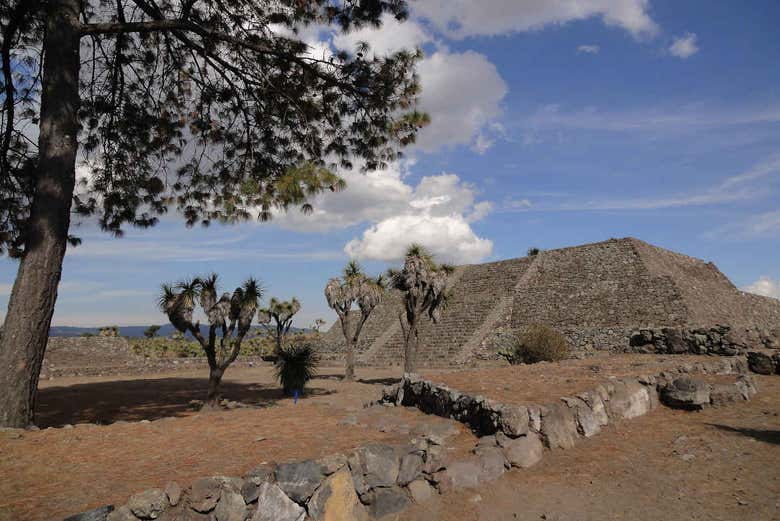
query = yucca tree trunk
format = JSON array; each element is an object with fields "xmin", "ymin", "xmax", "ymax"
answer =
[
  {"xmin": 344, "ymin": 338, "xmax": 356, "ymax": 381},
  {"xmin": 0, "ymin": 0, "xmax": 80, "ymax": 428},
  {"xmin": 205, "ymin": 366, "xmax": 224, "ymax": 407},
  {"xmin": 403, "ymin": 321, "xmax": 418, "ymax": 374}
]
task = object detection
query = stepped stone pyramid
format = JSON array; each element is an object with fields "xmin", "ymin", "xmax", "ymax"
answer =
[{"xmin": 318, "ymin": 238, "xmax": 780, "ymax": 368}]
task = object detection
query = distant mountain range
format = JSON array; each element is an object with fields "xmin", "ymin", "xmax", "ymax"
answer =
[{"xmin": 49, "ymin": 324, "xmax": 310, "ymax": 338}]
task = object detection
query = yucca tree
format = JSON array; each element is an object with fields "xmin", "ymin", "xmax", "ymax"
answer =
[
  {"xmin": 257, "ymin": 298, "xmax": 301, "ymax": 355},
  {"xmin": 159, "ymin": 274, "xmax": 260, "ymax": 407},
  {"xmin": 388, "ymin": 245, "xmax": 453, "ymax": 374},
  {"xmin": 325, "ymin": 261, "xmax": 385, "ymax": 381}
]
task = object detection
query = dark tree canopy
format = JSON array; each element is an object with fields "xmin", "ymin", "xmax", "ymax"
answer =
[{"xmin": 0, "ymin": 0, "xmax": 426, "ymax": 256}]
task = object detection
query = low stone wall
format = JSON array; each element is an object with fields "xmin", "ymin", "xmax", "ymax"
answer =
[
  {"xmin": 379, "ymin": 356, "xmax": 754, "ymax": 442},
  {"xmin": 627, "ymin": 325, "xmax": 779, "ymax": 355},
  {"xmin": 67, "ymin": 356, "xmax": 757, "ymax": 521}
]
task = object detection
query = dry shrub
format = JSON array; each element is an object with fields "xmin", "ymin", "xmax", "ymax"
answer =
[{"xmin": 499, "ymin": 324, "xmax": 570, "ymax": 364}]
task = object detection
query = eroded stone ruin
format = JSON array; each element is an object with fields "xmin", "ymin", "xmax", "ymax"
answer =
[{"xmin": 319, "ymin": 237, "xmax": 780, "ymax": 367}]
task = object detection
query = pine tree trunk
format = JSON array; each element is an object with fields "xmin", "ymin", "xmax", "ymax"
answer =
[
  {"xmin": 0, "ymin": 0, "xmax": 80, "ymax": 428},
  {"xmin": 205, "ymin": 366, "xmax": 224, "ymax": 408}
]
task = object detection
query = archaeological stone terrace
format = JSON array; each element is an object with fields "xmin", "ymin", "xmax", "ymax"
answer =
[{"xmin": 319, "ymin": 237, "xmax": 780, "ymax": 368}]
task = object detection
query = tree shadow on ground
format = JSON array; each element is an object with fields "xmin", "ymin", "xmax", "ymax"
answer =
[
  {"xmin": 35, "ymin": 378, "xmax": 334, "ymax": 428},
  {"xmin": 706, "ymin": 423, "xmax": 780, "ymax": 445}
]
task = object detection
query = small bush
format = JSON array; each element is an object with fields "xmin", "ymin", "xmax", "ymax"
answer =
[
  {"xmin": 275, "ymin": 342, "xmax": 319, "ymax": 396},
  {"xmin": 499, "ymin": 325, "xmax": 570, "ymax": 364}
]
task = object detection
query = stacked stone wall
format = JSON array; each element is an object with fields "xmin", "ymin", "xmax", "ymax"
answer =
[
  {"xmin": 510, "ymin": 239, "xmax": 688, "ymax": 330},
  {"xmin": 631, "ymin": 239, "xmax": 780, "ymax": 329}
]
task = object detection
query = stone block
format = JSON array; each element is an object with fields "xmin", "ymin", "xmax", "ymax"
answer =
[
  {"xmin": 406, "ymin": 479, "xmax": 435, "ymax": 503},
  {"xmin": 128, "ymin": 489, "xmax": 168, "ymax": 520},
  {"xmin": 213, "ymin": 490, "xmax": 246, "ymax": 521},
  {"xmin": 660, "ymin": 377, "xmax": 711, "ymax": 410},
  {"xmin": 189, "ymin": 478, "xmax": 223, "ymax": 513},
  {"xmin": 253, "ymin": 483, "xmax": 305, "ymax": 521},
  {"xmin": 562, "ymin": 397, "xmax": 600, "ymax": 437},
  {"xmin": 362, "ymin": 486, "xmax": 411, "ymax": 519},
  {"xmin": 64, "ymin": 506, "xmax": 115, "ymax": 521},
  {"xmin": 473, "ymin": 446, "xmax": 507, "ymax": 480},
  {"xmin": 608, "ymin": 380, "xmax": 652, "ymax": 419},
  {"xmin": 348, "ymin": 444, "xmax": 400, "ymax": 493},
  {"xmin": 164, "ymin": 482, "xmax": 181, "ymax": 507},
  {"xmin": 496, "ymin": 432, "xmax": 543, "ymax": 468},
  {"xmin": 307, "ymin": 468, "xmax": 369, "ymax": 521},
  {"xmin": 275, "ymin": 460, "xmax": 325, "ymax": 504},
  {"xmin": 496, "ymin": 404, "xmax": 529, "ymax": 437},
  {"xmin": 747, "ymin": 351, "xmax": 775, "ymax": 375},
  {"xmin": 397, "ymin": 452, "xmax": 424, "ymax": 486},
  {"xmin": 540, "ymin": 403, "xmax": 578, "ymax": 449}
]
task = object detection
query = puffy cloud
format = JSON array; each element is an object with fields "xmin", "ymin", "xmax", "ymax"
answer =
[
  {"xmin": 669, "ymin": 32, "xmax": 699, "ymax": 59},
  {"xmin": 345, "ymin": 214, "xmax": 493, "ymax": 264},
  {"xmin": 743, "ymin": 277, "xmax": 780, "ymax": 299},
  {"xmin": 415, "ymin": 50, "xmax": 508, "ymax": 152},
  {"xmin": 274, "ymin": 163, "xmax": 493, "ymax": 264},
  {"xmin": 272, "ymin": 163, "xmax": 414, "ymax": 232},
  {"xmin": 577, "ymin": 44, "xmax": 600, "ymax": 54},
  {"xmin": 413, "ymin": 0, "xmax": 658, "ymax": 39}
]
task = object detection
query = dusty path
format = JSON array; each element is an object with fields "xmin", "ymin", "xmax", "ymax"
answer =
[{"xmin": 399, "ymin": 375, "xmax": 780, "ymax": 521}]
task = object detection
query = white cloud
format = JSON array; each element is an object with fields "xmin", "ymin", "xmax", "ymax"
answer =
[
  {"xmin": 577, "ymin": 44, "xmax": 600, "ymax": 54},
  {"xmin": 705, "ymin": 210, "xmax": 780, "ymax": 240},
  {"xmin": 0, "ymin": 283, "xmax": 12, "ymax": 296},
  {"xmin": 332, "ymin": 14, "xmax": 429, "ymax": 55},
  {"xmin": 413, "ymin": 0, "xmax": 658, "ymax": 39},
  {"xmin": 275, "ymin": 164, "xmax": 493, "ymax": 263},
  {"xmin": 669, "ymin": 32, "xmax": 699, "ymax": 59},
  {"xmin": 520, "ymin": 156, "xmax": 780, "ymax": 212},
  {"xmin": 743, "ymin": 277, "xmax": 780, "ymax": 299},
  {"xmin": 274, "ymin": 163, "xmax": 493, "ymax": 263},
  {"xmin": 506, "ymin": 198, "xmax": 533, "ymax": 210},
  {"xmin": 415, "ymin": 50, "xmax": 508, "ymax": 152},
  {"xmin": 518, "ymin": 102, "xmax": 780, "ymax": 136},
  {"xmin": 345, "ymin": 214, "xmax": 493, "ymax": 264},
  {"xmin": 273, "ymin": 163, "xmax": 414, "ymax": 232}
]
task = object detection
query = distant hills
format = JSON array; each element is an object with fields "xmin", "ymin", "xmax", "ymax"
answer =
[{"xmin": 49, "ymin": 324, "xmax": 310, "ymax": 338}]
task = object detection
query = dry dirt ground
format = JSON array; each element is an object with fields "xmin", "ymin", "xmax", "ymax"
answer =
[
  {"xmin": 431, "ymin": 353, "xmax": 738, "ymax": 404},
  {"xmin": 1, "ymin": 361, "xmax": 778, "ymax": 521},
  {"xmin": 0, "ymin": 366, "xmax": 475, "ymax": 521},
  {"xmin": 400, "ymin": 374, "xmax": 780, "ymax": 521}
]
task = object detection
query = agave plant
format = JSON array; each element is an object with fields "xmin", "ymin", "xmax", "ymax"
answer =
[
  {"xmin": 324, "ymin": 260, "xmax": 385, "ymax": 381},
  {"xmin": 257, "ymin": 297, "xmax": 302, "ymax": 355},
  {"xmin": 158, "ymin": 274, "xmax": 262, "ymax": 407},
  {"xmin": 388, "ymin": 244, "xmax": 453, "ymax": 373},
  {"xmin": 275, "ymin": 342, "xmax": 319, "ymax": 397}
]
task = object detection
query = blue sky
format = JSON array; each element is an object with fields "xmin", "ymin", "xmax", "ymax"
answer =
[{"xmin": 1, "ymin": 0, "xmax": 779, "ymax": 327}]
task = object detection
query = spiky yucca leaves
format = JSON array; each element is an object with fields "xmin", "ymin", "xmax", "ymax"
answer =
[
  {"xmin": 389, "ymin": 244, "xmax": 453, "ymax": 373},
  {"xmin": 157, "ymin": 274, "xmax": 263, "ymax": 406},
  {"xmin": 324, "ymin": 260, "xmax": 386, "ymax": 380},
  {"xmin": 258, "ymin": 297, "xmax": 302, "ymax": 354},
  {"xmin": 275, "ymin": 342, "xmax": 319, "ymax": 397}
]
